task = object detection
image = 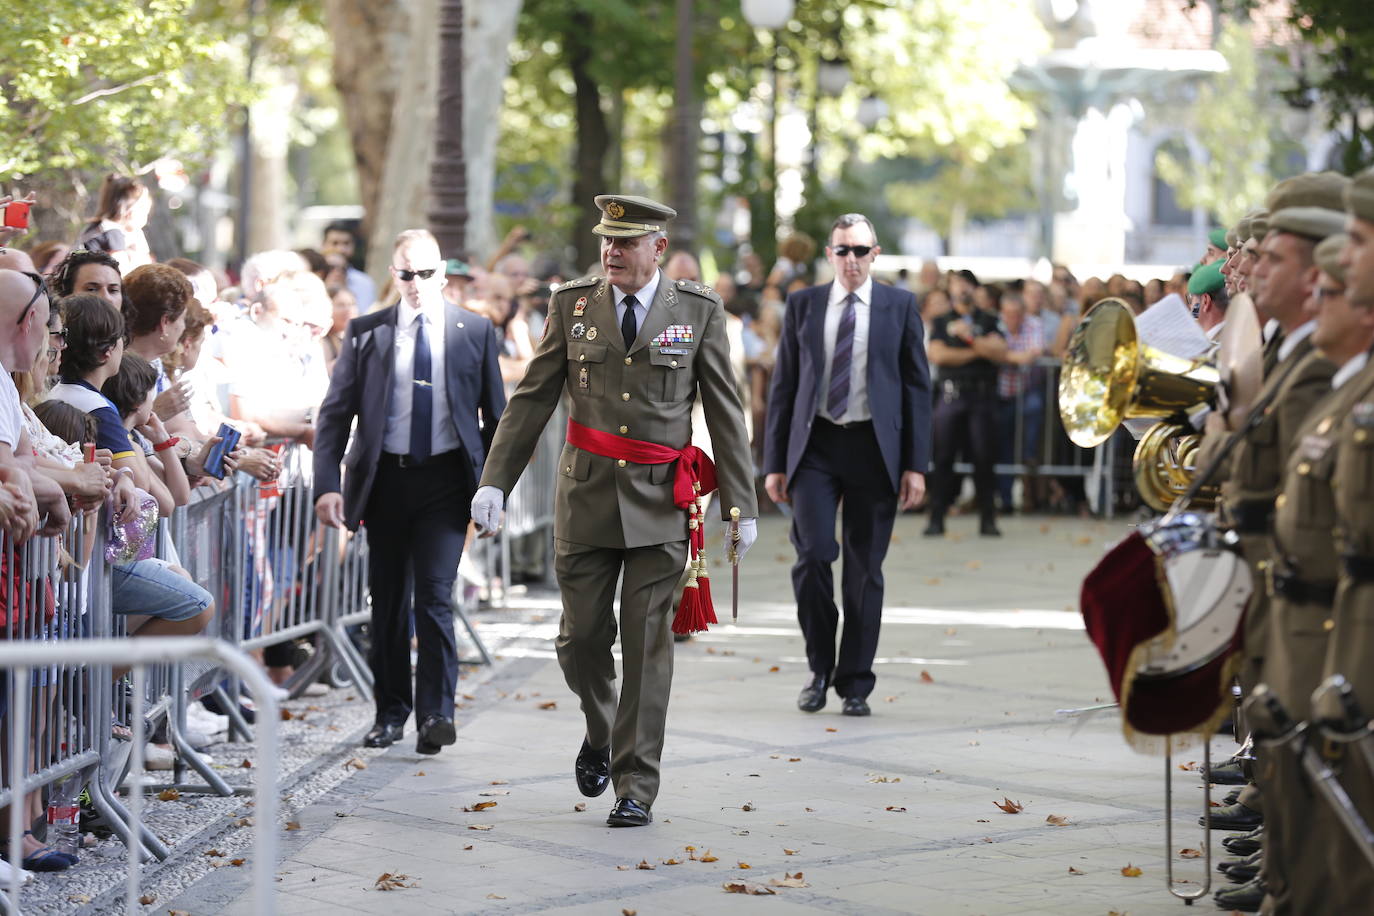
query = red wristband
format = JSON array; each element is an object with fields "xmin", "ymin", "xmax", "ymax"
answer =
[{"xmin": 153, "ymin": 436, "xmax": 180, "ymax": 453}]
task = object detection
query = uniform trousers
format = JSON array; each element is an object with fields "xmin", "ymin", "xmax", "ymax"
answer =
[
  {"xmin": 363, "ymin": 450, "xmax": 473, "ymax": 728},
  {"xmin": 554, "ymin": 537, "xmax": 687, "ymax": 806},
  {"xmin": 929, "ymin": 384, "xmax": 998, "ymax": 520},
  {"xmin": 788, "ymin": 419, "xmax": 897, "ymax": 700}
]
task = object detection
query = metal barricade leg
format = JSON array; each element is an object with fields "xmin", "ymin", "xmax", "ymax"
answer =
[{"xmin": 164, "ymin": 665, "xmax": 235, "ymax": 796}]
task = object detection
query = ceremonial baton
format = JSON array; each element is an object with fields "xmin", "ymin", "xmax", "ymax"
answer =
[{"xmin": 728, "ymin": 506, "xmax": 741, "ymax": 621}]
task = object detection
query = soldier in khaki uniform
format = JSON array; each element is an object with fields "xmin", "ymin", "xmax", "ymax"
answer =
[
  {"xmin": 1255, "ymin": 229, "xmax": 1371, "ymax": 915},
  {"xmin": 471, "ymin": 195, "xmax": 759, "ymax": 827},
  {"xmin": 1207, "ymin": 175, "xmax": 1348, "ymax": 914}
]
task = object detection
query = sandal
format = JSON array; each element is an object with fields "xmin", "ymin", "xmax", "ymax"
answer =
[{"xmin": 16, "ymin": 832, "xmax": 76, "ymax": 871}]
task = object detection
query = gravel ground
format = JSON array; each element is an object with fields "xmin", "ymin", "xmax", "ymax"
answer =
[{"xmin": 9, "ymin": 605, "xmax": 538, "ymax": 916}]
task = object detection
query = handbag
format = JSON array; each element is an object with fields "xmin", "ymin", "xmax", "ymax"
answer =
[{"xmin": 105, "ymin": 489, "xmax": 160, "ymax": 566}]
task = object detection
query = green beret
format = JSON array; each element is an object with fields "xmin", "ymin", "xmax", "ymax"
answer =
[
  {"xmin": 1315, "ymin": 234, "xmax": 1348, "ymax": 284},
  {"xmin": 592, "ymin": 194, "xmax": 676, "ymax": 238},
  {"xmin": 445, "ymin": 258, "xmax": 473, "ymax": 278},
  {"xmin": 1265, "ymin": 171, "xmax": 1351, "ymax": 216},
  {"xmin": 1345, "ymin": 168, "xmax": 1374, "ymax": 223},
  {"xmin": 1269, "ymin": 205, "xmax": 1347, "ymax": 242},
  {"xmin": 1187, "ymin": 259, "xmax": 1226, "ymax": 296},
  {"xmin": 1207, "ymin": 227, "xmax": 1228, "ymax": 249}
]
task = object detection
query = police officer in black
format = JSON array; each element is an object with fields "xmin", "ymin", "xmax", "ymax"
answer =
[{"xmin": 924, "ymin": 271, "xmax": 1007, "ymax": 537}]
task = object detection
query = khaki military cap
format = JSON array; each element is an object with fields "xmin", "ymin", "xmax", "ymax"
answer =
[
  {"xmin": 591, "ymin": 194, "xmax": 677, "ymax": 238},
  {"xmin": 1269, "ymin": 206, "xmax": 1348, "ymax": 242},
  {"xmin": 1225, "ymin": 227, "xmax": 1240, "ymax": 249},
  {"xmin": 1314, "ymin": 234, "xmax": 1349, "ymax": 284},
  {"xmin": 1345, "ymin": 169, "xmax": 1374, "ymax": 223},
  {"xmin": 1247, "ymin": 210, "xmax": 1269, "ymax": 242},
  {"xmin": 1265, "ymin": 171, "xmax": 1350, "ymax": 216}
]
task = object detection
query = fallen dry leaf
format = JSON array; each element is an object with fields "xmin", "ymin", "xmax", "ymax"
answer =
[
  {"xmin": 867, "ymin": 774, "xmax": 901, "ymax": 783},
  {"xmin": 489, "ymin": 779, "xmax": 508, "ymax": 785},
  {"xmin": 234, "ymin": 817, "xmax": 254, "ymax": 827},
  {"xmin": 139, "ymin": 894, "xmax": 156, "ymax": 905},
  {"xmin": 374, "ymin": 872, "xmax": 418, "ymax": 890},
  {"xmin": 616, "ymin": 865, "xmax": 631, "ymax": 871},
  {"xmin": 789, "ymin": 757, "xmax": 801, "ymax": 762},
  {"xmin": 945, "ymin": 627, "xmax": 958, "ymax": 636},
  {"xmin": 885, "ymin": 806, "xmax": 907, "ymax": 812},
  {"xmin": 240, "ymin": 759, "xmax": 253, "ymax": 769},
  {"xmin": 769, "ymin": 871, "xmax": 808, "ymax": 888},
  {"xmin": 768, "ymin": 666, "xmax": 780, "ymax": 673},
  {"xmin": 1068, "ymin": 866, "xmax": 1084, "ymax": 875},
  {"xmin": 994, "ymin": 797, "xmax": 1024, "ymax": 814},
  {"xmin": 723, "ymin": 881, "xmax": 775, "ymax": 895},
  {"xmin": 925, "ymin": 577, "xmax": 942, "ymax": 585},
  {"xmin": 157, "ymin": 788, "xmax": 181, "ymax": 801},
  {"xmin": 636, "ymin": 859, "xmax": 655, "ymax": 870},
  {"xmin": 66, "ymin": 894, "xmax": 92, "ymax": 904},
  {"xmin": 966, "ymin": 560, "xmax": 981, "ymax": 570},
  {"xmin": 1179, "ymin": 848, "xmax": 1203, "ymax": 859},
  {"xmin": 280, "ymin": 708, "xmax": 294, "ymax": 721},
  {"xmin": 285, "ymin": 821, "xmax": 302, "ymax": 831},
  {"xmin": 976, "ymin": 819, "xmax": 990, "ymax": 823},
  {"xmin": 1121, "ymin": 864, "xmax": 1143, "ymax": 877},
  {"xmin": 737, "ymin": 861, "xmax": 751, "ymax": 869},
  {"xmin": 699, "ymin": 850, "xmax": 719, "ymax": 862},
  {"xmin": 574, "ymin": 802, "xmax": 587, "ymax": 812},
  {"xmin": 920, "ymin": 670, "xmax": 935, "ymax": 684},
  {"xmin": 538, "ymin": 701, "xmax": 557, "ymax": 710},
  {"xmin": 1045, "ymin": 814, "xmax": 1070, "ymax": 826},
  {"xmin": 825, "ymin": 727, "xmax": 838, "ymax": 733},
  {"xmin": 344, "ymin": 758, "xmax": 367, "ymax": 771},
  {"xmin": 885, "ymin": 696, "xmax": 898, "ymax": 703},
  {"xmin": 462, "ymin": 801, "xmax": 497, "ymax": 812},
  {"xmin": 741, "ymin": 802, "xmax": 755, "ymax": 811},
  {"xmin": 662, "ymin": 857, "xmax": 683, "ymax": 865},
  {"xmin": 486, "ymin": 894, "xmax": 506, "ymax": 900},
  {"xmin": 204, "ymin": 849, "xmax": 223, "ymax": 857},
  {"xmin": 1178, "ymin": 761, "xmax": 1198, "ymax": 771},
  {"xmin": 623, "ymin": 910, "xmax": 637, "ymax": 916},
  {"xmin": 468, "ymin": 824, "xmax": 493, "ymax": 831},
  {"xmin": 783, "ymin": 848, "xmax": 798, "ymax": 856},
  {"xmin": 230, "ymin": 859, "xmax": 245, "ymax": 867}
]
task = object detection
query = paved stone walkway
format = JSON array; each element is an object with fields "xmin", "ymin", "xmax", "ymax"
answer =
[{"xmin": 171, "ymin": 513, "xmax": 1233, "ymax": 915}]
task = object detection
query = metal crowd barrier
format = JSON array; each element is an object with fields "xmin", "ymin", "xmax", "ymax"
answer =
[{"xmin": 481, "ymin": 403, "xmax": 564, "ymax": 609}]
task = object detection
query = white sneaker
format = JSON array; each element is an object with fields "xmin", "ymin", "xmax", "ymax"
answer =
[
  {"xmin": 0, "ymin": 858, "xmax": 35, "ymax": 885},
  {"xmin": 185, "ymin": 705, "xmax": 229, "ymax": 735},
  {"xmin": 143, "ymin": 743, "xmax": 175, "ymax": 771},
  {"xmin": 302, "ymin": 682, "xmax": 330, "ymax": 697}
]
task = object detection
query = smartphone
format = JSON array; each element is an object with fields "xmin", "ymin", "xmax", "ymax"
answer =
[
  {"xmin": 1, "ymin": 202, "xmax": 29, "ymax": 229},
  {"xmin": 203, "ymin": 423, "xmax": 242, "ymax": 480}
]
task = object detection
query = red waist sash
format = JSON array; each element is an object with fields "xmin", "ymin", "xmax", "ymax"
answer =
[{"xmin": 565, "ymin": 418, "xmax": 717, "ymax": 511}]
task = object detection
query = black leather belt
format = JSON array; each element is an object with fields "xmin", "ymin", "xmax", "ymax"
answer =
[
  {"xmin": 1230, "ymin": 499, "xmax": 1273, "ymax": 535},
  {"xmin": 1271, "ymin": 569, "xmax": 1337, "ymax": 606},
  {"xmin": 1343, "ymin": 554, "xmax": 1374, "ymax": 583},
  {"xmin": 379, "ymin": 449, "xmax": 463, "ymax": 469}
]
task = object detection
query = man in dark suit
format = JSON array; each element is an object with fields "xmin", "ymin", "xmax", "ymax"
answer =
[
  {"xmin": 315, "ymin": 228, "xmax": 505, "ymax": 754},
  {"xmin": 764, "ymin": 213, "xmax": 932, "ymax": 716}
]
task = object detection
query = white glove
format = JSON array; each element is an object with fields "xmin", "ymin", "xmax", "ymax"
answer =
[
  {"xmin": 471, "ymin": 485, "xmax": 504, "ymax": 535},
  {"xmin": 734, "ymin": 517, "xmax": 758, "ymax": 562}
]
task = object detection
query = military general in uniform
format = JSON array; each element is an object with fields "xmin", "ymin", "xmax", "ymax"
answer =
[{"xmin": 471, "ymin": 195, "xmax": 759, "ymax": 827}]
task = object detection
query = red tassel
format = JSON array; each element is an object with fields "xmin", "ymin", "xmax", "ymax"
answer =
[{"xmin": 672, "ymin": 558, "xmax": 715, "ymax": 635}]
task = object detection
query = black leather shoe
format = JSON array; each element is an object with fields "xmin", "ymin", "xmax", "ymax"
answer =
[
  {"xmin": 1202, "ymin": 801, "xmax": 1262, "ymax": 831},
  {"xmin": 841, "ymin": 696, "xmax": 871, "ymax": 717},
  {"xmin": 1222, "ymin": 825, "xmax": 1263, "ymax": 855},
  {"xmin": 575, "ymin": 738, "xmax": 611, "ymax": 797},
  {"xmin": 415, "ymin": 715, "xmax": 456, "ymax": 755},
  {"xmin": 363, "ymin": 721, "xmax": 403, "ymax": 748},
  {"xmin": 1213, "ymin": 876, "xmax": 1264, "ymax": 912},
  {"xmin": 1204, "ymin": 759, "xmax": 1248, "ymax": 785},
  {"xmin": 979, "ymin": 518, "xmax": 1002, "ymax": 537},
  {"xmin": 1222, "ymin": 788, "xmax": 1241, "ymax": 806},
  {"xmin": 1219, "ymin": 850, "xmax": 1261, "ymax": 883},
  {"xmin": 797, "ymin": 674, "xmax": 828, "ymax": 713},
  {"xmin": 923, "ymin": 517, "xmax": 945, "ymax": 537},
  {"xmin": 606, "ymin": 797, "xmax": 651, "ymax": 827}
]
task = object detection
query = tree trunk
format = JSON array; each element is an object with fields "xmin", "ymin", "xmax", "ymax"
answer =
[
  {"xmin": 246, "ymin": 81, "xmax": 295, "ymax": 256},
  {"xmin": 430, "ymin": 0, "xmax": 467, "ymax": 255},
  {"xmin": 666, "ymin": 0, "xmax": 700, "ymax": 256},
  {"xmin": 568, "ymin": 12, "xmax": 610, "ymax": 273}
]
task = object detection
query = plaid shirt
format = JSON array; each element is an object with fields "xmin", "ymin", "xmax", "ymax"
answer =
[{"xmin": 997, "ymin": 314, "xmax": 1045, "ymax": 399}]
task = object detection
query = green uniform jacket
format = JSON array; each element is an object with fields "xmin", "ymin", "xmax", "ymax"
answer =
[{"xmin": 479, "ymin": 272, "xmax": 758, "ymax": 549}]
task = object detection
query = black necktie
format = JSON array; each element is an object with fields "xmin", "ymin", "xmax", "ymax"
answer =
[
  {"xmin": 410, "ymin": 314, "xmax": 432, "ymax": 461},
  {"xmin": 621, "ymin": 295, "xmax": 639, "ymax": 350}
]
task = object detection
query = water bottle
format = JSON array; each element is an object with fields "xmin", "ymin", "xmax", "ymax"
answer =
[{"xmin": 46, "ymin": 774, "xmax": 80, "ymax": 858}]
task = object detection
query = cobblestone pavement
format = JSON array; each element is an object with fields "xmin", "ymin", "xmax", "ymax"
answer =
[{"xmin": 145, "ymin": 513, "xmax": 1234, "ymax": 915}]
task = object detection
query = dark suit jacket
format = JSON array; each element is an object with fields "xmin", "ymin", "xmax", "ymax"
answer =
[
  {"xmin": 313, "ymin": 300, "xmax": 506, "ymax": 530},
  {"xmin": 763, "ymin": 280, "xmax": 932, "ymax": 491}
]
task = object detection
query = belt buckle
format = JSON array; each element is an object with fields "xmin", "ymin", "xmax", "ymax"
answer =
[{"xmin": 397, "ymin": 454, "xmax": 413, "ymax": 469}]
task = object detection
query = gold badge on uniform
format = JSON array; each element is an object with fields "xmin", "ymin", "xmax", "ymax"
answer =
[
  {"xmin": 574, "ymin": 296, "xmax": 588, "ymax": 316},
  {"xmin": 606, "ymin": 201, "xmax": 625, "ymax": 219},
  {"xmin": 571, "ymin": 321, "xmax": 586, "ymax": 339},
  {"xmin": 586, "ymin": 326, "xmax": 598, "ymax": 341},
  {"xmin": 579, "ymin": 366, "xmax": 589, "ymax": 389}
]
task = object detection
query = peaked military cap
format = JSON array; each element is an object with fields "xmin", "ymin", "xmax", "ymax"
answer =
[
  {"xmin": 1345, "ymin": 168, "xmax": 1374, "ymax": 223},
  {"xmin": 591, "ymin": 194, "xmax": 677, "ymax": 238},
  {"xmin": 1265, "ymin": 171, "xmax": 1350, "ymax": 217},
  {"xmin": 1314, "ymin": 234, "xmax": 1349, "ymax": 284},
  {"xmin": 1269, "ymin": 206, "xmax": 1348, "ymax": 242}
]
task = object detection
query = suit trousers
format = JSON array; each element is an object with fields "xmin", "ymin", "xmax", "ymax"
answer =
[
  {"xmin": 363, "ymin": 451, "xmax": 473, "ymax": 727},
  {"xmin": 788, "ymin": 419, "xmax": 897, "ymax": 700},
  {"xmin": 929, "ymin": 386, "xmax": 997, "ymax": 520},
  {"xmin": 554, "ymin": 537, "xmax": 687, "ymax": 807}
]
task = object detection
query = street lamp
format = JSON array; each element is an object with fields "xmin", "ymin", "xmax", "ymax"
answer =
[{"xmin": 741, "ymin": 0, "xmax": 795, "ymax": 268}]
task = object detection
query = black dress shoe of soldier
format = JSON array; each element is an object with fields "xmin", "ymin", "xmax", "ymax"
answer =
[
  {"xmin": 363, "ymin": 721, "xmax": 403, "ymax": 748},
  {"xmin": 415, "ymin": 715, "xmax": 456, "ymax": 755},
  {"xmin": 1222, "ymin": 788, "xmax": 1242, "ymax": 806},
  {"xmin": 575, "ymin": 738, "xmax": 611, "ymax": 797},
  {"xmin": 1213, "ymin": 876, "xmax": 1264, "ymax": 912},
  {"xmin": 1204, "ymin": 759, "xmax": 1248, "ymax": 785},
  {"xmin": 841, "ymin": 696, "xmax": 871, "ymax": 717},
  {"xmin": 979, "ymin": 517, "xmax": 1002, "ymax": 537},
  {"xmin": 606, "ymin": 797, "xmax": 651, "ymax": 827},
  {"xmin": 797, "ymin": 674, "xmax": 828, "ymax": 713},
  {"xmin": 1220, "ymin": 850, "xmax": 1262, "ymax": 883},
  {"xmin": 1222, "ymin": 825, "xmax": 1263, "ymax": 855},
  {"xmin": 923, "ymin": 517, "xmax": 946, "ymax": 537},
  {"xmin": 1201, "ymin": 800, "xmax": 1262, "ymax": 830}
]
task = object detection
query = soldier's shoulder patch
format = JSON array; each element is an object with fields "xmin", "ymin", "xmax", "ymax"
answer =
[
  {"xmin": 674, "ymin": 279, "xmax": 722, "ymax": 303},
  {"xmin": 557, "ymin": 275, "xmax": 600, "ymax": 292}
]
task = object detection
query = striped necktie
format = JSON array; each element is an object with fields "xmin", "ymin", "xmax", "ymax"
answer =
[{"xmin": 827, "ymin": 292, "xmax": 858, "ymax": 419}]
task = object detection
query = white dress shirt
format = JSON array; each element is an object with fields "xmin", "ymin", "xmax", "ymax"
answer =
[
  {"xmin": 1277, "ymin": 319, "xmax": 1317, "ymax": 363},
  {"xmin": 1332, "ymin": 351, "xmax": 1369, "ymax": 391},
  {"xmin": 817, "ymin": 278, "xmax": 872, "ymax": 424},
  {"xmin": 613, "ymin": 271, "xmax": 660, "ymax": 342},
  {"xmin": 384, "ymin": 300, "xmax": 461, "ymax": 455}
]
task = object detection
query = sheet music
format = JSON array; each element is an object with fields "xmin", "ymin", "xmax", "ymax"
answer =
[{"xmin": 1134, "ymin": 293, "xmax": 1212, "ymax": 360}]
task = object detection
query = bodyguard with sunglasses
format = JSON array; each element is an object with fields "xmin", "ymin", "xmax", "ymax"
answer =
[
  {"xmin": 314, "ymin": 229, "xmax": 505, "ymax": 754},
  {"xmin": 764, "ymin": 213, "xmax": 932, "ymax": 716}
]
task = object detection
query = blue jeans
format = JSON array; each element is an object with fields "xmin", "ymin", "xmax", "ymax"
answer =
[{"xmin": 112, "ymin": 559, "xmax": 212, "ymax": 622}]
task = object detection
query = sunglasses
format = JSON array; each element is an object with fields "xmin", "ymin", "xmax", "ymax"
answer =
[
  {"xmin": 17, "ymin": 271, "xmax": 48, "ymax": 325},
  {"xmin": 830, "ymin": 245, "xmax": 874, "ymax": 259},
  {"xmin": 394, "ymin": 267, "xmax": 437, "ymax": 282}
]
